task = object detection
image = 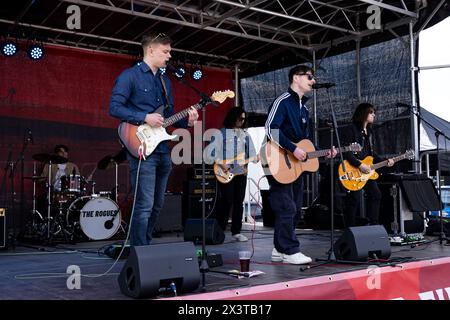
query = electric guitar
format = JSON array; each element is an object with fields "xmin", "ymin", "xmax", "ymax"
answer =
[
  {"xmin": 338, "ymin": 149, "xmax": 414, "ymax": 191},
  {"xmin": 213, "ymin": 153, "xmax": 259, "ymax": 184},
  {"xmin": 262, "ymin": 139, "xmax": 362, "ymax": 184},
  {"xmin": 118, "ymin": 90, "xmax": 235, "ymax": 158}
]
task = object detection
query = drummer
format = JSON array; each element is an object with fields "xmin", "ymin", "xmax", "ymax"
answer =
[{"xmin": 41, "ymin": 144, "xmax": 80, "ymax": 191}]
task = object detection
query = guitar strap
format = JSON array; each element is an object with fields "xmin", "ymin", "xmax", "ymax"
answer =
[{"xmin": 159, "ymin": 73, "xmax": 171, "ymax": 115}]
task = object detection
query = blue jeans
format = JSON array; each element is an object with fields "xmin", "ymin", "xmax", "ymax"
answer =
[
  {"xmin": 127, "ymin": 152, "xmax": 172, "ymax": 246},
  {"xmin": 267, "ymin": 175, "xmax": 303, "ymax": 255}
]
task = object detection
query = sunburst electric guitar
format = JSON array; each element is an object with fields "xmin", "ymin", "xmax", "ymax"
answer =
[
  {"xmin": 213, "ymin": 153, "xmax": 259, "ymax": 184},
  {"xmin": 338, "ymin": 149, "xmax": 414, "ymax": 191},
  {"xmin": 262, "ymin": 139, "xmax": 362, "ymax": 184},
  {"xmin": 118, "ymin": 90, "xmax": 235, "ymax": 158}
]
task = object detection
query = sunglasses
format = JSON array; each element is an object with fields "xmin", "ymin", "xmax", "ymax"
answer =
[{"xmin": 297, "ymin": 73, "xmax": 316, "ymax": 81}]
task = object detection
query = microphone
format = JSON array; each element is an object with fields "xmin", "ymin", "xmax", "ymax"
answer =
[
  {"xmin": 27, "ymin": 129, "xmax": 34, "ymax": 144},
  {"xmin": 312, "ymin": 83, "xmax": 335, "ymax": 89}
]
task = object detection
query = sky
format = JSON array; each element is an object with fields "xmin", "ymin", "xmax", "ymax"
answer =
[{"xmin": 418, "ymin": 16, "xmax": 450, "ymax": 121}]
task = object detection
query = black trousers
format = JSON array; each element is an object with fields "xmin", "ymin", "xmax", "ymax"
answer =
[
  {"xmin": 267, "ymin": 175, "xmax": 303, "ymax": 255},
  {"xmin": 215, "ymin": 175, "xmax": 247, "ymax": 235},
  {"xmin": 344, "ymin": 180, "xmax": 382, "ymax": 227}
]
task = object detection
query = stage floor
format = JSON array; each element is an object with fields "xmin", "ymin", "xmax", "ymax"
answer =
[{"xmin": 1, "ymin": 223, "xmax": 449, "ymax": 300}]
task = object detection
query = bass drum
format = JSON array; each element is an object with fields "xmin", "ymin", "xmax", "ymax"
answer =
[{"xmin": 66, "ymin": 196, "xmax": 121, "ymax": 240}]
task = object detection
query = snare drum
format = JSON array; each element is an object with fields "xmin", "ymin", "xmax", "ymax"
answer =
[
  {"xmin": 61, "ymin": 174, "xmax": 86, "ymax": 194},
  {"xmin": 66, "ymin": 196, "xmax": 121, "ymax": 240}
]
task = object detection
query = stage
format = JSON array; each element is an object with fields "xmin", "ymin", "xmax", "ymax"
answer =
[{"xmin": 1, "ymin": 223, "xmax": 449, "ymax": 301}]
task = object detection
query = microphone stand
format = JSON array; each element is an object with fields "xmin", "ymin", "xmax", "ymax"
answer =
[
  {"xmin": 409, "ymin": 105, "xmax": 449, "ymax": 244},
  {"xmin": 306, "ymin": 87, "xmax": 361, "ymax": 270},
  {"xmin": 166, "ymin": 64, "xmax": 217, "ymax": 291},
  {"xmin": 6, "ymin": 133, "xmax": 31, "ymax": 249}
]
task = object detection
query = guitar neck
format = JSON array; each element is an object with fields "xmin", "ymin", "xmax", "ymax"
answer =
[
  {"xmin": 162, "ymin": 102, "xmax": 202, "ymax": 128},
  {"xmin": 371, "ymin": 154, "xmax": 407, "ymax": 170},
  {"xmin": 307, "ymin": 146, "xmax": 350, "ymax": 159}
]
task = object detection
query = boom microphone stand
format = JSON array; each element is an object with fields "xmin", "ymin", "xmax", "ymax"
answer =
[{"xmin": 166, "ymin": 63, "xmax": 219, "ymax": 290}]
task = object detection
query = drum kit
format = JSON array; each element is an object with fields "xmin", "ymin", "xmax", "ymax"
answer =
[{"xmin": 25, "ymin": 149, "xmax": 127, "ymax": 243}]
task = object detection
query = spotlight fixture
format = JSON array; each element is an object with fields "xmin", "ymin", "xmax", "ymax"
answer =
[
  {"xmin": 174, "ymin": 66, "xmax": 185, "ymax": 79},
  {"xmin": 1, "ymin": 40, "xmax": 18, "ymax": 57},
  {"xmin": 191, "ymin": 65, "xmax": 203, "ymax": 81},
  {"xmin": 27, "ymin": 43, "xmax": 44, "ymax": 61}
]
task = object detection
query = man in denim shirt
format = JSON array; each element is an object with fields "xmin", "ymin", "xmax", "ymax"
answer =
[{"xmin": 109, "ymin": 32, "xmax": 198, "ymax": 246}]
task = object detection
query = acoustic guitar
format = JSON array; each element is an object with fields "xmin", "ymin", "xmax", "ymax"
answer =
[{"xmin": 262, "ymin": 139, "xmax": 362, "ymax": 184}]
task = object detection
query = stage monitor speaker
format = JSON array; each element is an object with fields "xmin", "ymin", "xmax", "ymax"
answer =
[
  {"xmin": 333, "ymin": 225, "xmax": 391, "ymax": 261},
  {"xmin": 183, "ymin": 218, "xmax": 225, "ymax": 245},
  {"xmin": 118, "ymin": 242, "xmax": 200, "ymax": 299},
  {"xmin": 0, "ymin": 208, "xmax": 5, "ymax": 248}
]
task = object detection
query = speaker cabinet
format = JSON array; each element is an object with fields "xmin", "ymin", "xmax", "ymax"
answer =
[
  {"xmin": 154, "ymin": 194, "xmax": 182, "ymax": 232},
  {"xmin": 333, "ymin": 225, "xmax": 391, "ymax": 261},
  {"xmin": 183, "ymin": 218, "xmax": 225, "ymax": 245},
  {"xmin": 182, "ymin": 194, "xmax": 216, "ymax": 226},
  {"xmin": 118, "ymin": 242, "xmax": 200, "ymax": 298}
]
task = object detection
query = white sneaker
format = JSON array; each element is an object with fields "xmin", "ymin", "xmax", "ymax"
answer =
[
  {"xmin": 232, "ymin": 234, "xmax": 248, "ymax": 242},
  {"xmin": 282, "ymin": 252, "xmax": 312, "ymax": 265},
  {"xmin": 271, "ymin": 248, "xmax": 283, "ymax": 262}
]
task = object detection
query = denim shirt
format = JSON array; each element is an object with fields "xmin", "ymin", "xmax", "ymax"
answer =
[{"xmin": 109, "ymin": 61, "xmax": 188, "ymax": 154}]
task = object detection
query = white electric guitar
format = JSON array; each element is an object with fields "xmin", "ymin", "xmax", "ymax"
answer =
[{"xmin": 118, "ymin": 90, "xmax": 235, "ymax": 158}]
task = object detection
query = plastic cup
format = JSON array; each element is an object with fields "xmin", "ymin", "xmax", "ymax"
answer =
[{"xmin": 239, "ymin": 251, "xmax": 251, "ymax": 272}]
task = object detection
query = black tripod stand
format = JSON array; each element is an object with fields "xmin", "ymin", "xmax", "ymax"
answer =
[{"xmin": 408, "ymin": 104, "xmax": 449, "ymax": 245}]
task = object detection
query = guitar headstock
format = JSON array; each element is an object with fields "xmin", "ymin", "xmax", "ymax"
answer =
[
  {"xmin": 404, "ymin": 149, "xmax": 415, "ymax": 160},
  {"xmin": 211, "ymin": 90, "xmax": 235, "ymax": 103},
  {"xmin": 348, "ymin": 142, "xmax": 362, "ymax": 152}
]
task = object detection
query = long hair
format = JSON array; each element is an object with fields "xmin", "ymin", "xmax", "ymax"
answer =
[
  {"xmin": 352, "ymin": 103, "xmax": 375, "ymax": 128},
  {"xmin": 223, "ymin": 107, "xmax": 247, "ymax": 129}
]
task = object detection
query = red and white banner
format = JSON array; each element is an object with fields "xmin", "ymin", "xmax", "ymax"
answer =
[{"xmin": 168, "ymin": 257, "xmax": 450, "ymax": 300}]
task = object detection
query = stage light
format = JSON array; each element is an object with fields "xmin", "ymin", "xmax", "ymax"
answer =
[
  {"xmin": 191, "ymin": 67, "xmax": 203, "ymax": 81},
  {"xmin": 159, "ymin": 67, "xmax": 166, "ymax": 75},
  {"xmin": 1, "ymin": 40, "xmax": 18, "ymax": 57},
  {"xmin": 27, "ymin": 43, "xmax": 44, "ymax": 61},
  {"xmin": 174, "ymin": 66, "xmax": 185, "ymax": 79}
]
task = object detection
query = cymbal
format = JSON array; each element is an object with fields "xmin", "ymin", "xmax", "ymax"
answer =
[
  {"xmin": 24, "ymin": 176, "xmax": 46, "ymax": 180},
  {"xmin": 32, "ymin": 153, "xmax": 68, "ymax": 164},
  {"xmin": 97, "ymin": 149, "xmax": 127, "ymax": 170}
]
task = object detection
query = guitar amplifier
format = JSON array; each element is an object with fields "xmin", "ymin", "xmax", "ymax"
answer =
[
  {"xmin": 0, "ymin": 208, "xmax": 5, "ymax": 249},
  {"xmin": 187, "ymin": 166, "xmax": 215, "ymax": 180},
  {"xmin": 182, "ymin": 194, "xmax": 217, "ymax": 226},
  {"xmin": 183, "ymin": 180, "xmax": 216, "ymax": 195}
]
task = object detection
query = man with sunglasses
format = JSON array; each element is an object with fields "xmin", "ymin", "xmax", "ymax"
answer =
[
  {"xmin": 265, "ymin": 65, "xmax": 337, "ymax": 265},
  {"xmin": 109, "ymin": 32, "xmax": 198, "ymax": 246}
]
